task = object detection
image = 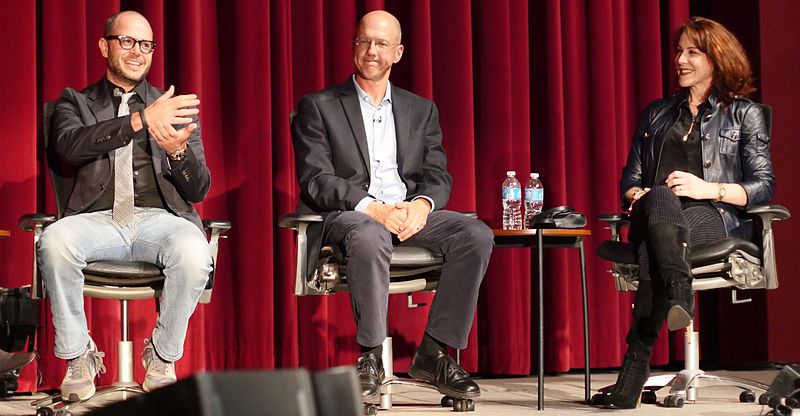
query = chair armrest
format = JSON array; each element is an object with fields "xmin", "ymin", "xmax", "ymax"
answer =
[
  {"xmin": 278, "ymin": 213, "xmax": 324, "ymax": 230},
  {"xmin": 203, "ymin": 220, "xmax": 232, "ymax": 233},
  {"xmin": 598, "ymin": 213, "xmax": 628, "ymax": 223},
  {"xmin": 597, "ymin": 212, "xmax": 630, "ymax": 242},
  {"xmin": 746, "ymin": 204, "xmax": 790, "ymax": 222},
  {"xmin": 19, "ymin": 213, "xmax": 57, "ymax": 232},
  {"xmin": 279, "ymin": 213, "xmax": 323, "ymax": 296},
  {"xmin": 202, "ymin": 219, "xmax": 232, "ymax": 254},
  {"xmin": 199, "ymin": 219, "xmax": 232, "ymax": 304},
  {"xmin": 746, "ymin": 205, "xmax": 789, "ymax": 290},
  {"xmin": 18, "ymin": 213, "xmax": 56, "ymax": 300}
]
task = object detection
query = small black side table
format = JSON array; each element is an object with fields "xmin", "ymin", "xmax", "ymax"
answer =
[{"xmin": 493, "ymin": 228, "xmax": 591, "ymax": 410}]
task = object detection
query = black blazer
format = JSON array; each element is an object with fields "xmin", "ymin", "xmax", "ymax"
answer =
[
  {"xmin": 49, "ymin": 78, "xmax": 210, "ymax": 230},
  {"xmin": 291, "ymin": 78, "xmax": 453, "ymax": 275}
]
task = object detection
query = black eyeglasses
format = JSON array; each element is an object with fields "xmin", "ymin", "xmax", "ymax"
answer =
[{"xmin": 104, "ymin": 35, "xmax": 156, "ymax": 54}]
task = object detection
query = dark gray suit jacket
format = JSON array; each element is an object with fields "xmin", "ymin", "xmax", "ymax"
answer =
[
  {"xmin": 50, "ymin": 78, "xmax": 210, "ymax": 230},
  {"xmin": 291, "ymin": 78, "xmax": 453, "ymax": 275}
]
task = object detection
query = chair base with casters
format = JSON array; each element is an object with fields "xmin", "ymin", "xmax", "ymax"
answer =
[
  {"xmin": 279, "ymin": 213, "xmax": 478, "ymax": 413},
  {"xmin": 592, "ymin": 321, "xmax": 770, "ymax": 408},
  {"xmin": 592, "ymin": 205, "xmax": 789, "ymax": 408},
  {"xmin": 21, "ymin": 215, "xmax": 231, "ymax": 416},
  {"xmin": 358, "ymin": 336, "xmax": 474, "ymax": 414}
]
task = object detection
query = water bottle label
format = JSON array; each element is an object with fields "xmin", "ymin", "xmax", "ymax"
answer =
[
  {"xmin": 525, "ymin": 189, "xmax": 544, "ymax": 201},
  {"xmin": 502, "ymin": 187, "xmax": 521, "ymax": 200}
]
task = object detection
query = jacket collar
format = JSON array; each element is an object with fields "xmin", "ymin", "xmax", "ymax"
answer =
[
  {"xmin": 337, "ymin": 79, "xmax": 371, "ymax": 174},
  {"xmin": 85, "ymin": 77, "xmax": 159, "ymax": 121},
  {"xmin": 707, "ymin": 89, "xmax": 720, "ymax": 108}
]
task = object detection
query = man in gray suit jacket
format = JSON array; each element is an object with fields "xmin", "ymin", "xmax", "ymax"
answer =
[
  {"xmin": 292, "ymin": 10, "xmax": 494, "ymax": 399},
  {"xmin": 39, "ymin": 11, "xmax": 212, "ymax": 401}
]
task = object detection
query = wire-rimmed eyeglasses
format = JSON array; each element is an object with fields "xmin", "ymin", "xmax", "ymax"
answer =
[{"xmin": 352, "ymin": 37, "xmax": 400, "ymax": 52}]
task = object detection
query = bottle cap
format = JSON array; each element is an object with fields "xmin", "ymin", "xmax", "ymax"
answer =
[
  {"xmin": 507, "ymin": 171, "xmax": 516, "ymax": 176},
  {"xmin": 531, "ymin": 172, "xmax": 539, "ymax": 178}
]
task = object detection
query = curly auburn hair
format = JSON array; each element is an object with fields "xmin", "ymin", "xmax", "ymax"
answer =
[{"xmin": 674, "ymin": 17, "xmax": 755, "ymax": 105}]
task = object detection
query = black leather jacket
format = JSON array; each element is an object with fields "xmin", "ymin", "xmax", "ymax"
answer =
[{"xmin": 620, "ymin": 90, "xmax": 775, "ymax": 238}]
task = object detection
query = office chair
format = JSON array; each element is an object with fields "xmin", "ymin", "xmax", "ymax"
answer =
[
  {"xmin": 23, "ymin": 102, "xmax": 231, "ymax": 416},
  {"xmin": 592, "ymin": 104, "xmax": 789, "ymax": 408},
  {"xmin": 279, "ymin": 212, "xmax": 477, "ymax": 413}
]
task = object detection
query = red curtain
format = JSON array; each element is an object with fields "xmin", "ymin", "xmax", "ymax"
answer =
[{"xmin": 2, "ymin": 0, "xmax": 799, "ymax": 393}]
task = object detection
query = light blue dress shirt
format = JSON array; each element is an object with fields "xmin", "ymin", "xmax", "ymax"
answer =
[{"xmin": 352, "ymin": 77, "xmax": 434, "ymax": 213}]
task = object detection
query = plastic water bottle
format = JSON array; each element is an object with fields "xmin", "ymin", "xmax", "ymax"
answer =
[
  {"xmin": 502, "ymin": 171, "xmax": 522, "ymax": 230},
  {"xmin": 524, "ymin": 173, "xmax": 544, "ymax": 229}
]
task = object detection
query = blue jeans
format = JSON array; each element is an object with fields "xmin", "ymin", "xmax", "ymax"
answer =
[{"xmin": 37, "ymin": 208, "xmax": 212, "ymax": 362}]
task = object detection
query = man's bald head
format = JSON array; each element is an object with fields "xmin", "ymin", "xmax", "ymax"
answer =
[
  {"xmin": 357, "ymin": 10, "xmax": 402, "ymax": 44},
  {"xmin": 104, "ymin": 11, "xmax": 151, "ymax": 37}
]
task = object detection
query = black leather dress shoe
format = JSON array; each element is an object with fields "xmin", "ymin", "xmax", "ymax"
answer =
[
  {"xmin": 408, "ymin": 349, "xmax": 480, "ymax": 398},
  {"xmin": 356, "ymin": 352, "xmax": 385, "ymax": 398}
]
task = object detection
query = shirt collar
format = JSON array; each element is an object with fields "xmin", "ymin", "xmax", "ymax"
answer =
[{"xmin": 352, "ymin": 74, "xmax": 392, "ymax": 106}]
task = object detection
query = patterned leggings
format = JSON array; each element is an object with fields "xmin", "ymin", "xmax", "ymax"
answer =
[{"xmin": 626, "ymin": 186, "xmax": 725, "ymax": 346}]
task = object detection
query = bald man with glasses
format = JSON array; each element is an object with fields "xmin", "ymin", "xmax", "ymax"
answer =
[
  {"xmin": 39, "ymin": 10, "xmax": 212, "ymax": 401},
  {"xmin": 292, "ymin": 10, "xmax": 494, "ymax": 400}
]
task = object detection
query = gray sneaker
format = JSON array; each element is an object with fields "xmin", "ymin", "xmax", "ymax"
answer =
[
  {"xmin": 60, "ymin": 338, "xmax": 106, "ymax": 402},
  {"xmin": 141, "ymin": 338, "xmax": 176, "ymax": 392}
]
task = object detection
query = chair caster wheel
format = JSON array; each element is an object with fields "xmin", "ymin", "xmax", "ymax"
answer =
[
  {"xmin": 664, "ymin": 394, "xmax": 684, "ymax": 408},
  {"xmin": 36, "ymin": 408, "xmax": 54, "ymax": 416},
  {"xmin": 739, "ymin": 390, "xmax": 756, "ymax": 403},
  {"xmin": 642, "ymin": 390, "xmax": 658, "ymax": 404},
  {"xmin": 787, "ymin": 397, "xmax": 800, "ymax": 408},
  {"xmin": 441, "ymin": 395, "xmax": 454, "ymax": 407},
  {"xmin": 363, "ymin": 403, "xmax": 378, "ymax": 415},
  {"xmin": 452, "ymin": 398, "xmax": 474, "ymax": 412},
  {"xmin": 589, "ymin": 392, "xmax": 609, "ymax": 406},
  {"xmin": 774, "ymin": 403, "xmax": 793, "ymax": 416}
]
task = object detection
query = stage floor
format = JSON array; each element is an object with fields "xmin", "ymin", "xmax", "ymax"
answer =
[{"xmin": 0, "ymin": 369, "xmax": 781, "ymax": 415}]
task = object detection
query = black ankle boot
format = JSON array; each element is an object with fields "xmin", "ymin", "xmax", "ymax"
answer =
[
  {"xmin": 648, "ymin": 222, "xmax": 694, "ymax": 330},
  {"xmin": 603, "ymin": 343, "xmax": 652, "ymax": 409}
]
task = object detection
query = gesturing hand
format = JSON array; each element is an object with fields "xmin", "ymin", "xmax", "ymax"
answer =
[
  {"xmin": 143, "ymin": 85, "xmax": 200, "ymax": 154},
  {"xmin": 148, "ymin": 121, "xmax": 197, "ymax": 155},
  {"xmin": 144, "ymin": 85, "xmax": 200, "ymax": 126},
  {"xmin": 666, "ymin": 170, "xmax": 716, "ymax": 200}
]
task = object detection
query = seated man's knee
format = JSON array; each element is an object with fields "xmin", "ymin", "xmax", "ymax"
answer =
[
  {"xmin": 462, "ymin": 219, "xmax": 495, "ymax": 256},
  {"xmin": 38, "ymin": 221, "xmax": 81, "ymax": 265},
  {"xmin": 164, "ymin": 233, "xmax": 213, "ymax": 279},
  {"xmin": 345, "ymin": 218, "xmax": 392, "ymax": 256}
]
